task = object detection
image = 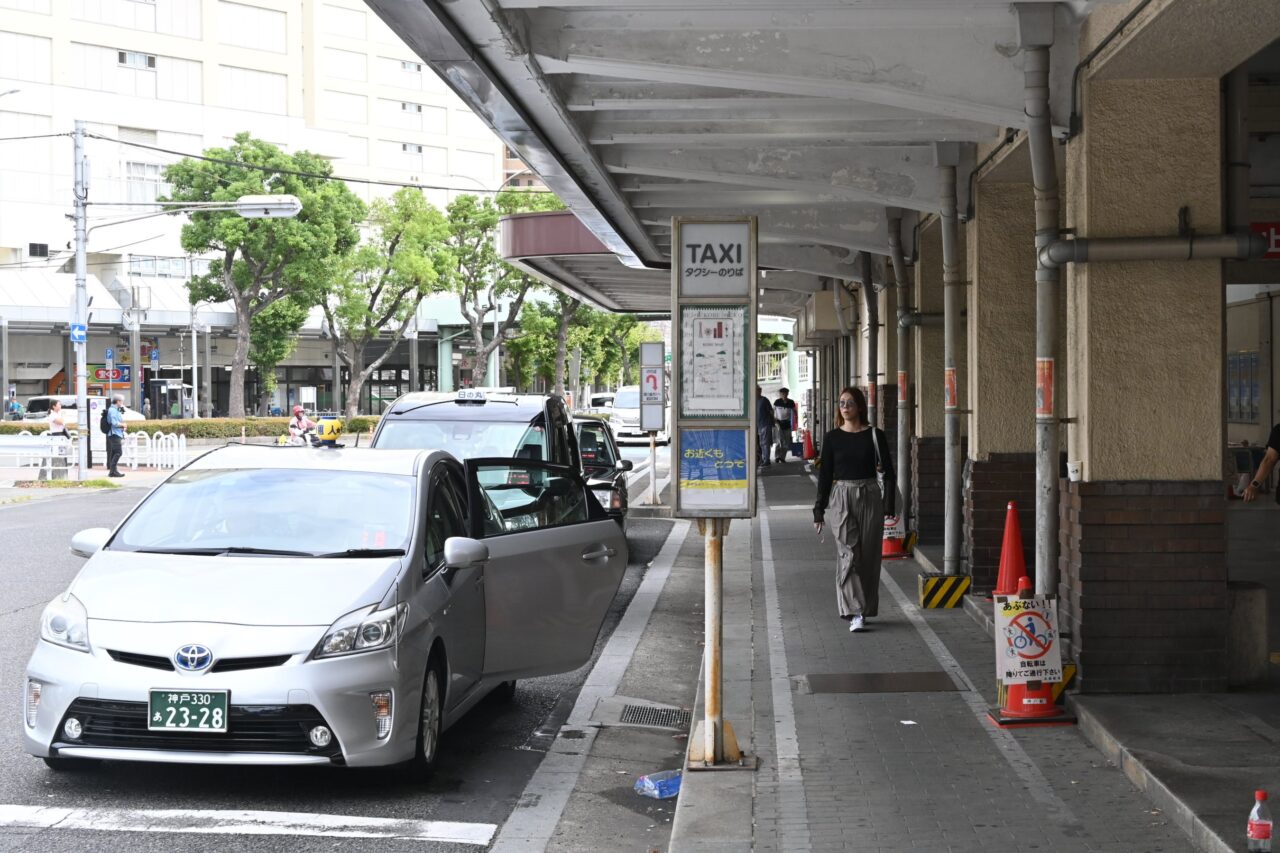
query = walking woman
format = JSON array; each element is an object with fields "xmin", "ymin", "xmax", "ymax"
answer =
[{"xmin": 813, "ymin": 387, "xmax": 895, "ymax": 632}]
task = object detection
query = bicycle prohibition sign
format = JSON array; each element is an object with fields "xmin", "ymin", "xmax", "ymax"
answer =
[{"xmin": 994, "ymin": 595, "xmax": 1063, "ymax": 684}]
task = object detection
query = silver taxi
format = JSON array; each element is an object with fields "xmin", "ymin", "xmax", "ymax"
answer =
[{"xmin": 23, "ymin": 445, "xmax": 627, "ymax": 774}]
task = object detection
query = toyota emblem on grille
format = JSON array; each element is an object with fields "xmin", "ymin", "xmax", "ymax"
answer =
[{"xmin": 174, "ymin": 644, "xmax": 213, "ymax": 672}]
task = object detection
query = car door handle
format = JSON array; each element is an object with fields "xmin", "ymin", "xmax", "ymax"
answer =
[{"xmin": 581, "ymin": 546, "xmax": 617, "ymax": 561}]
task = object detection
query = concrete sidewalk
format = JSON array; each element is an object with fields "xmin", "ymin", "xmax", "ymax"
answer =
[{"xmin": 670, "ymin": 462, "xmax": 1198, "ymax": 852}]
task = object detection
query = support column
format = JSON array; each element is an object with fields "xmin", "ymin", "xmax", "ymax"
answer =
[
  {"xmin": 861, "ymin": 252, "xmax": 879, "ymax": 429},
  {"xmin": 939, "ymin": 161, "xmax": 963, "ymax": 576},
  {"xmin": 913, "ymin": 220, "xmax": 946, "ymax": 543},
  {"xmin": 964, "ymin": 178, "xmax": 1038, "ymax": 591},
  {"xmin": 438, "ymin": 337, "xmax": 454, "ymax": 393},
  {"xmin": 408, "ymin": 329, "xmax": 420, "ymax": 394},
  {"xmin": 889, "ymin": 215, "xmax": 912, "ymax": 525},
  {"xmin": 1063, "ymin": 76, "xmax": 1227, "ymax": 692},
  {"xmin": 1, "ymin": 317, "xmax": 8, "ymax": 406}
]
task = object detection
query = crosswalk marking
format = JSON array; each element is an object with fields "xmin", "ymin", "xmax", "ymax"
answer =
[{"xmin": 0, "ymin": 805, "xmax": 496, "ymax": 845}]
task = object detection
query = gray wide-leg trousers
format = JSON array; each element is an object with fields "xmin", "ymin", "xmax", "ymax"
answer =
[{"xmin": 826, "ymin": 479, "xmax": 884, "ymax": 619}]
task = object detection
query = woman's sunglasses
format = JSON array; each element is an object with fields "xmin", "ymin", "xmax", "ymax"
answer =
[{"xmin": 838, "ymin": 400, "xmax": 856, "ymax": 408}]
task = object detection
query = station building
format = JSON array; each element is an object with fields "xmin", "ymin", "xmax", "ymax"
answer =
[{"xmin": 373, "ymin": 0, "xmax": 1280, "ymax": 694}]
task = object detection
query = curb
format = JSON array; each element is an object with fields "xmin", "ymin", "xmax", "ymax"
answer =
[{"xmin": 1066, "ymin": 696, "xmax": 1234, "ymax": 853}]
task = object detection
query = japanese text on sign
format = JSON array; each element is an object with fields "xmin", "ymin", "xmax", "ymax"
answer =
[
  {"xmin": 678, "ymin": 222, "xmax": 752, "ymax": 297},
  {"xmin": 993, "ymin": 595, "xmax": 1063, "ymax": 684},
  {"xmin": 679, "ymin": 428, "xmax": 749, "ymax": 510}
]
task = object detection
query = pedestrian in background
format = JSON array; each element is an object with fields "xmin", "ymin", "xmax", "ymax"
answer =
[
  {"xmin": 142, "ymin": 397, "xmax": 151, "ymax": 420},
  {"xmin": 107, "ymin": 394, "xmax": 127, "ymax": 477},
  {"xmin": 41, "ymin": 400, "xmax": 70, "ymax": 481},
  {"xmin": 1243, "ymin": 422, "xmax": 1280, "ymax": 503},
  {"xmin": 755, "ymin": 386, "xmax": 775, "ymax": 467},
  {"xmin": 812, "ymin": 386, "xmax": 895, "ymax": 632},
  {"xmin": 45, "ymin": 399, "xmax": 68, "ymax": 437},
  {"xmin": 773, "ymin": 387, "xmax": 797, "ymax": 462}
]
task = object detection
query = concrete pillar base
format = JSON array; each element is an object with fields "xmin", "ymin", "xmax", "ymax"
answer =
[
  {"xmin": 1059, "ymin": 479, "xmax": 1228, "ymax": 693},
  {"xmin": 963, "ymin": 453, "xmax": 1035, "ymax": 592}
]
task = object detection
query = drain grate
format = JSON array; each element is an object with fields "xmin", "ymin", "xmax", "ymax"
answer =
[{"xmin": 619, "ymin": 705, "xmax": 692, "ymax": 730}]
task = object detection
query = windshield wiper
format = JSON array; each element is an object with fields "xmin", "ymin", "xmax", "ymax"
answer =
[
  {"xmin": 124, "ymin": 546, "xmax": 313, "ymax": 556},
  {"xmin": 315, "ymin": 548, "xmax": 406, "ymax": 559}
]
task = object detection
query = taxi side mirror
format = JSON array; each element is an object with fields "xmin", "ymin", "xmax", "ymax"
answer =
[
  {"xmin": 70, "ymin": 527, "xmax": 111, "ymax": 558},
  {"xmin": 616, "ymin": 459, "xmax": 633, "ymax": 472},
  {"xmin": 443, "ymin": 537, "xmax": 488, "ymax": 569}
]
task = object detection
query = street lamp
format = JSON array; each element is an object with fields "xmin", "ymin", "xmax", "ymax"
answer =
[{"xmin": 70, "ymin": 119, "xmax": 300, "ymax": 478}]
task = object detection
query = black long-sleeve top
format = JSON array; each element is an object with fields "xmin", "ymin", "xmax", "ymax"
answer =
[{"xmin": 813, "ymin": 427, "xmax": 895, "ymax": 522}]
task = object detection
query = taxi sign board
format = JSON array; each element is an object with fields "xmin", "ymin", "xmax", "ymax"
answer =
[
  {"xmin": 994, "ymin": 595, "xmax": 1063, "ymax": 684},
  {"xmin": 457, "ymin": 389, "xmax": 486, "ymax": 401}
]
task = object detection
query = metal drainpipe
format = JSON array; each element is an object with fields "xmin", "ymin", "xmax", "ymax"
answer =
[
  {"xmin": 863, "ymin": 252, "xmax": 879, "ymax": 428},
  {"xmin": 940, "ymin": 166, "xmax": 962, "ymax": 576},
  {"xmin": 889, "ymin": 215, "xmax": 912, "ymax": 525},
  {"xmin": 1025, "ymin": 43, "xmax": 1060, "ymax": 597},
  {"xmin": 1227, "ymin": 67, "xmax": 1250, "ymax": 235}
]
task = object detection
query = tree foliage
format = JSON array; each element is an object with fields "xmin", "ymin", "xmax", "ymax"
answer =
[
  {"xmin": 164, "ymin": 134, "xmax": 365, "ymax": 417},
  {"xmin": 248, "ymin": 298, "xmax": 309, "ymax": 415},
  {"xmin": 324, "ymin": 189, "xmax": 452, "ymax": 418},
  {"xmin": 445, "ymin": 189, "xmax": 564, "ymax": 386}
]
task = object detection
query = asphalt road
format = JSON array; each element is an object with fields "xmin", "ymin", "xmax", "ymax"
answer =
[{"xmin": 0, "ymin": 486, "xmax": 675, "ymax": 852}]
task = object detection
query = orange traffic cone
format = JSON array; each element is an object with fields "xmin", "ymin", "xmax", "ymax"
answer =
[
  {"xmin": 987, "ymin": 576, "xmax": 1076, "ymax": 728},
  {"xmin": 802, "ymin": 429, "xmax": 816, "ymax": 460},
  {"xmin": 991, "ymin": 501, "xmax": 1024, "ymax": 598}
]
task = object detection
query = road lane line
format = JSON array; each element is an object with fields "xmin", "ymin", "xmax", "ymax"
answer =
[
  {"xmin": 490, "ymin": 518, "xmax": 691, "ymax": 853},
  {"xmin": 759, "ymin": 511, "xmax": 812, "ymax": 849},
  {"xmin": 0, "ymin": 804, "xmax": 496, "ymax": 845}
]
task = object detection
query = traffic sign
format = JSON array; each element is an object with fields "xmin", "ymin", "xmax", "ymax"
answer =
[
  {"xmin": 150, "ymin": 349, "xmax": 160, "ymax": 364},
  {"xmin": 105, "ymin": 346, "xmax": 114, "ymax": 361},
  {"xmin": 994, "ymin": 595, "xmax": 1063, "ymax": 684},
  {"xmin": 69, "ymin": 324, "xmax": 86, "ymax": 343}
]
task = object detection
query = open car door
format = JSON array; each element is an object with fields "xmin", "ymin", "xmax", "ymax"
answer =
[{"xmin": 463, "ymin": 457, "xmax": 628, "ymax": 680}]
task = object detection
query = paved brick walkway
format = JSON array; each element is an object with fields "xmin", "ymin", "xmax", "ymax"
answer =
[{"xmin": 683, "ymin": 462, "xmax": 1196, "ymax": 853}]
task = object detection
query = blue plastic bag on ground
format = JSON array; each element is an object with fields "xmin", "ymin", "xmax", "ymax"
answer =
[{"xmin": 634, "ymin": 769, "xmax": 683, "ymax": 799}]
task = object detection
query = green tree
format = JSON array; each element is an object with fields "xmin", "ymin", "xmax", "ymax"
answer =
[
  {"xmin": 623, "ymin": 322, "xmax": 663, "ymax": 385},
  {"xmin": 549, "ymin": 290, "xmax": 583, "ymax": 397},
  {"xmin": 758, "ymin": 332, "xmax": 788, "ymax": 353},
  {"xmin": 445, "ymin": 189, "xmax": 563, "ymax": 387},
  {"xmin": 505, "ymin": 300, "xmax": 558, "ymax": 391},
  {"xmin": 164, "ymin": 134, "xmax": 366, "ymax": 417},
  {"xmin": 323, "ymin": 189, "xmax": 451, "ymax": 418},
  {"xmin": 248, "ymin": 298, "xmax": 308, "ymax": 416}
]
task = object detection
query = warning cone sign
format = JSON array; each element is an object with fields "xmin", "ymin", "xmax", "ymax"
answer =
[
  {"xmin": 992, "ymin": 501, "xmax": 1024, "ymax": 598},
  {"xmin": 987, "ymin": 576, "xmax": 1075, "ymax": 728},
  {"xmin": 802, "ymin": 429, "xmax": 816, "ymax": 461}
]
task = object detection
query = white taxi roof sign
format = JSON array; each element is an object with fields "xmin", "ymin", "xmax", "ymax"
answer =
[{"xmin": 457, "ymin": 388, "xmax": 486, "ymax": 402}]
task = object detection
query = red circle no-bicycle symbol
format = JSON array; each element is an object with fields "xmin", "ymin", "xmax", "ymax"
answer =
[{"xmin": 1004, "ymin": 611, "xmax": 1054, "ymax": 660}]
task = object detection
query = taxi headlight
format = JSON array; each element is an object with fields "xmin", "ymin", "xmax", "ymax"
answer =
[
  {"xmin": 315, "ymin": 603, "xmax": 407, "ymax": 659},
  {"xmin": 40, "ymin": 592, "xmax": 90, "ymax": 653}
]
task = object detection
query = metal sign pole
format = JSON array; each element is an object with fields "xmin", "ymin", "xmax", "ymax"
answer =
[
  {"xmin": 72, "ymin": 121, "xmax": 89, "ymax": 480},
  {"xmin": 673, "ymin": 217, "xmax": 757, "ymax": 770},
  {"xmin": 649, "ymin": 432, "xmax": 658, "ymax": 505}
]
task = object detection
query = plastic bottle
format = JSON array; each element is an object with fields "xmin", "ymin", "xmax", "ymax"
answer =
[{"xmin": 1249, "ymin": 789, "xmax": 1273, "ymax": 852}]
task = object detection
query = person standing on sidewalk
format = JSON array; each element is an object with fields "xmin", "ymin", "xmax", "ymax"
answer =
[
  {"xmin": 106, "ymin": 395, "xmax": 127, "ymax": 477},
  {"xmin": 1242, "ymin": 423, "xmax": 1280, "ymax": 502},
  {"xmin": 755, "ymin": 386, "xmax": 775, "ymax": 467},
  {"xmin": 812, "ymin": 386, "xmax": 895, "ymax": 632},
  {"xmin": 773, "ymin": 388, "xmax": 797, "ymax": 463}
]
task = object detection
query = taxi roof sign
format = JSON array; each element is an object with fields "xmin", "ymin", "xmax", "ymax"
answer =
[{"xmin": 457, "ymin": 388, "xmax": 486, "ymax": 403}]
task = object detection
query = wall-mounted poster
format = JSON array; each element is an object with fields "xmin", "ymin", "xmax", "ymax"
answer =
[{"xmin": 679, "ymin": 304, "xmax": 748, "ymax": 418}]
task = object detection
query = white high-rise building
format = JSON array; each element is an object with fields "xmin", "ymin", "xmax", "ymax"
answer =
[{"xmin": 0, "ymin": 0, "xmax": 507, "ymax": 414}]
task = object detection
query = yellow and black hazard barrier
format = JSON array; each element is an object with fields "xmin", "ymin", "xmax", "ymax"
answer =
[{"xmin": 917, "ymin": 573, "xmax": 971, "ymax": 608}]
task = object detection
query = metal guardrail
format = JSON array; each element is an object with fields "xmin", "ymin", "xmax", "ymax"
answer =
[{"xmin": 757, "ymin": 350, "xmax": 787, "ymax": 382}]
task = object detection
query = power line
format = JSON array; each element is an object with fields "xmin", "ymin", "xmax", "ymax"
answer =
[
  {"xmin": 0, "ymin": 133, "xmax": 70, "ymax": 143},
  {"xmin": 84, "ymin": 132, "xmax": 555, "ymax": 195}
]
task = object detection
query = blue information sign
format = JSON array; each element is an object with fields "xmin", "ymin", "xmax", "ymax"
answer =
[
  {"xmin": 69, "ymin": 324, "xmax": 86, "ymax": 343},
  {"xmin": 105, "ymin": 346, "xmax": 114, "ymax": 361},
  {"xmin": 678, "ymin": 428, "xmax": 750, "ymax": 511},
  {"xmin": 150, "ymin": 349, "xmax": 160, "ymax": 363}
]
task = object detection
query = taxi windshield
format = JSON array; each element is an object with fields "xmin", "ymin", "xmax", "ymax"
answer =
[
  {"xmin": 613, "ymin": 389, "xmax": 639, "ymax": 409},
  {"xmin": 375, "ymin": 419, "xmax": 548, "ymax": 461},
  {"xmin": 110, "ymin": 468, "xmax": 416, "ymax": 556}
]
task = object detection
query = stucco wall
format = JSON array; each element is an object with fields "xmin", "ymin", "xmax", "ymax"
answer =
[{"xmin": 1066, "ymin": 77, "xmax": 1222, "ymax": 481}]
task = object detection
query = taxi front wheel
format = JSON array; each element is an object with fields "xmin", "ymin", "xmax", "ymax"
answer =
[{"xmin": 402, "ymin": 658, "xmax": 444, "ymax": 782}]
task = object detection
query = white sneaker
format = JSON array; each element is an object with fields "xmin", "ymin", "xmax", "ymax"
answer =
[{"xmin": 849, "ymin": 616, "xmax": 865, "ymax": 633}]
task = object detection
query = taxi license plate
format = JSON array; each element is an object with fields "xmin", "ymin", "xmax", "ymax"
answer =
[{"xmin": 148, "ymin": 689, "xmax": 228, "ymax": 733}]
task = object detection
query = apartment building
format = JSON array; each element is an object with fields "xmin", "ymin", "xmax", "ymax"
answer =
[{"xmin": 0, "ymin": 0, "xmax": 506, "ymax": 414}]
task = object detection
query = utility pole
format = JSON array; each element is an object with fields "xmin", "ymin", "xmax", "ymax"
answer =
[{"xmin": 73, "ymin": 120, "xmax": 89, "ymax": 479}]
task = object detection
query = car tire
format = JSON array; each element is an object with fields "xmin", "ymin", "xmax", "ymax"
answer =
[
  {"xmin": 404, "ymin": 659, "xmax": 445, "ymax": 781},
  {"xmin": 42, "ymin": 755, "xmax": 99, "ymax": 772},
  {"xmin": 491, "ymin": 680, "xmax": 517, "ymax": 703}
]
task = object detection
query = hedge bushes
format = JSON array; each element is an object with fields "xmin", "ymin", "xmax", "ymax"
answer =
[{"xmin": 0, "ymin": 416, "xmax": 381, "ymax": 438}]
